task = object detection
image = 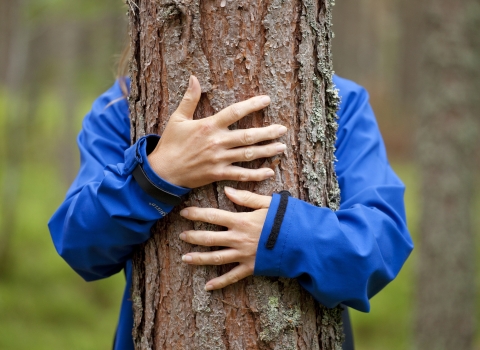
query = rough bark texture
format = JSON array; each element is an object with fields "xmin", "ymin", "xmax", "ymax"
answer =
[
  {"xmin": 127, "ymin": 0, "xmax": 342, "ymax": 348},
  {"xmin": 414, "ymin": 1, "xmax": 480, "ymax": 349}
]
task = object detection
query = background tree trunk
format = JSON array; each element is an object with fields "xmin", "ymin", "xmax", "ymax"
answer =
[
  {"xmin": 128, "ymin": 0, "xmax": 342, "ymax": 348},
  {"xmin": 0, "ymin": 0, "xmax": 30, "ymax": 277},
  {"xmin": 414, "ymin": 1, "xmax": 480, "ymax": 349}
]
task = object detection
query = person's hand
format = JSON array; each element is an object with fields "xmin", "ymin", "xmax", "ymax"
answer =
[
  {"xmin": 179, "ymin": 187, "xmax": 271, "ymax": 290},
  {"xmin": 147, "ymin": 76, "xmax": 287, "ymax": 188}
]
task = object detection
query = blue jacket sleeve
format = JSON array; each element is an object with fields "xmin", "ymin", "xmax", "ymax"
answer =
[
  {"xmin": 254, "ymin": 76, "xmax": 413, "ymax": 312},
  {"xmin": 48, "ymin": 81, "xmax": 189, "ymax": 282}
]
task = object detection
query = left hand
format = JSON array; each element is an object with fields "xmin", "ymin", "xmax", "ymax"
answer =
[{"xmin": 179, "ymin": 187, "xmax": 271, "ymax": 291}]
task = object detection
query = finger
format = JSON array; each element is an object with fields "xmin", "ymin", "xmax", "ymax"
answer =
[
  {"xmin": 182, "ymin": 249, "xmax": 240, "ymax": 266},
  {"xmin": 211, "ymin": 95, "xmax": 270, "ymax": 128},
  {"xmin": 179, "ymin": 230, "xmax": 235, "ymax": 247},
  {"xmin": 223, "ymin": 125, "xmax": 288, "ymax": 148},
  {"xmin": 205, "ymin": 264, "xmax": 252, "ymax": 290},
  {"xmin": 173, "ymin": 75, "xmax": 201, "ymax": 119},
  {"xmin": 180, "ymin": 207, "xmax": 237, "ymax": 227},
  {"xmin": 224, "ymin": 187, "xmax": 272, "ymax": 209},
  {"xmin": 224, "ymin": 143, "xmax": 286, "ymax": 163},
  {"xmin": 219, "ymin": 166, "xmax": 275, "ymax": 182}
]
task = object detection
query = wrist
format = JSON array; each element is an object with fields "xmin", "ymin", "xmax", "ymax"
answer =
[
  {"xmin": 147, "ymin": 151, "xmax": 180, "ymax": 186},
  {"xmin": 132, "ymin": 135, "xmax": 191, "ymax": 204}
]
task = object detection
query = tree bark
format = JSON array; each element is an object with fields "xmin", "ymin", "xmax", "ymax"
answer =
[
  {"xmin": 127, "ymin": 0, "xmax": 342, "ymax": 348},
  {"xmin": 414, "ymin": 1, "xmax": 480, "ymax": 349}
]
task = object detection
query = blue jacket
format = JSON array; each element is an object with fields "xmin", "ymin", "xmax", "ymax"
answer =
[{"xmin": 48, "ymin": 76, "xmax": 413, "ymax": 350}]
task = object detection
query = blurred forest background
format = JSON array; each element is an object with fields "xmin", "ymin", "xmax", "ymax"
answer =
[{"xmin": 0, "ymin": 0, "xmax": 478, "ymax": 349}]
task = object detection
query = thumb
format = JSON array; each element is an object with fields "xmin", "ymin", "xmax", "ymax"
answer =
[
  {"xmin": 224, "ymin": 187, "xmax": 271, "ymax": 209},
  {"xmin": 174, "ymin": 75, "xmax": 201, "ymax": 119}
]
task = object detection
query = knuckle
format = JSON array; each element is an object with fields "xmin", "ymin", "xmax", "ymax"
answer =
[
  {"xmin": 238, "ymin": 170, "xmax": 249, "ymax": 182},
  {"xmin": 207, "ymin": 210, "xmax": 218, "ymax": 223},
  {"xmin": 244, "ymin": 147, "xmax": 254, "ymax": 161},
  {"xmin": 194, "ymin": 209, "xmax": 205, "ymax": 221},
  {"xmin": 207, "ymin": 137, "xmax": 221, "ymax": 149},
  {"xmin": 186, "ymin": 208, "xmax": 195, "ymax": 218},
  {"xmin": 253, "ymin": 199, "xmax": 263, "ymax": 208},
  {"xmin": 242, "ymin": 130, "xmax": 255, "ymax": 145},
  {"xmin": 238, "ymin": 217, "xmax": 251, "ymax": 229},
  {"xmin": 248, "ymin": 171, "xmax": 261, "ymax": 181},
  {"xmin": 229, "ymin": 234, "xmax": 241, "ymax": 245},
  {"xmin": 210, "ymin": 153, "xmax": 222, "ymax": 165},
  {"xmin": 200, "ymin": 120, "xmax": 214, "ymax": 134},
  {"xmin": 269, "ymin": 127, "xmax": 277, "ymax": 139},
  {"xmin": 213, "ymin": 253, "xmax": 224, "ymax": 265},
  {"xmin": 228, "ymin": 272, "xmax": 240, "ymax": 284},
  {"xmin": 212, "ymin": 168, "xmax": 225, "ymax": 181},
  {"xmin": 230, "ymin": 104, "xmax": 241, "ymax": 120},
  {"xmin": 264, "ymin": 145, "xmax": 275, "ymax": 157},
  {"xmin": 205, "ymin": 233, "xmax": 215, "ymax": 246},
  {"xmin": 181, "ymin": 94, "xmax": 193, "ymax": 105},
  {"xmin": 243, "ymin": 191, "xmax": 253, "ymax": 203}
]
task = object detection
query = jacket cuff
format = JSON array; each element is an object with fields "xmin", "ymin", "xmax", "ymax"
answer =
[
  {"xmin": 254, "ymin": 193, "xmax": 297, "ymax": 277},
  {"xmin": 124, "ymin": 135, "xmax": 191, "ymax": 199}
]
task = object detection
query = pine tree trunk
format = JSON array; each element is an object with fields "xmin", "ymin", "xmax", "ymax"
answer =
[
  {"xmin": 127, "ymin": 0, "xmax": 342, "ymax": 348},
  {"xmin": 414, "ymin": 1, "xmax": 480, "ymax": 349}
]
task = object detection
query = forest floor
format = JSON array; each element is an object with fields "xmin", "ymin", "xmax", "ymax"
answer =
[{"xmin": 0, "ymin": 159, "xmax": 478, "ymax": 349}]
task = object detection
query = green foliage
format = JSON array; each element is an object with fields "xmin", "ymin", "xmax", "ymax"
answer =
[
  {"xmin": 25, "ymin": 0, "xmax": 126, "ymax": 22},
  {"xmin": 350, "ymin": 163, "xmax": 419, "ymax": 350},
  {"xmin": 0, "ymin": 2, "xmax": 128, "ymax": 347},
  {"xmin": 0, "ymin": 88, "xmax": 124, "ymax": 350}
]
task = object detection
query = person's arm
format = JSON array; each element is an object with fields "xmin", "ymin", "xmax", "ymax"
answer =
[
  {"xmin": 49, "ymin": 76, "xmax": 287, "ymax": 282},
  {"xmin": 48, "ymin": 81, "xmax": 190, "ymax": 281},
  {"xmin": 253, "ymin": 78, "xmax": 413, "ymax": 312},
  {"xmin": 178, "ymin": 77, "xmax": 413, "ymax": 313}
]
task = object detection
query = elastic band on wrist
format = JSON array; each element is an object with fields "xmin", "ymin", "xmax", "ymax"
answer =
[{"xmin": 132, "ymin": 164, "xmax": 187, "ymax": 206}]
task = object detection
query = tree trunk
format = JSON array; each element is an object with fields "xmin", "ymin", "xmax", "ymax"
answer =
[
  {"xmin": 127, "ymin": 0, "xmax": 342, "ymax": 348},
  {"xmin": 414, "ymin": 1, "xmax": 480, "ymax": 349},
  {"xmin": 0, "ymin": 0, "xmax": 30, "ymax": 277}
]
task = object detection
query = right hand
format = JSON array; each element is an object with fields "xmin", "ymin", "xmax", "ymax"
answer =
[{"xmin": 147, "ymin": 75, "xmax": 287, "ymax": 189}]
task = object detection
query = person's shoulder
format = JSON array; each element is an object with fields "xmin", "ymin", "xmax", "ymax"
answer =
[
  {"xmin": 333, "ymin": 75, "xmax": 368, "ymax": 98},
  {"xmin": 81, "ymin": 79, "xmax": 130, "ymax": 142},
  {"xmin": 91, "ymin": 79, "xmax": 129, "ymax": 115},
  {"xmin": 333, "ymin": 75, "xmax": 370, "ymax": 119}
]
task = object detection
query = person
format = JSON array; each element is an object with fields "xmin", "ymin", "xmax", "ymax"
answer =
[{"xmin": 48, "ymin": 75, "xmax": 413, "ymax": 350}]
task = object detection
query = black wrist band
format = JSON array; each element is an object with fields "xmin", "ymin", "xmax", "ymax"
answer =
[{"xmin": 132, "ymin": 164, "xmax": 187, "ymax": 206}]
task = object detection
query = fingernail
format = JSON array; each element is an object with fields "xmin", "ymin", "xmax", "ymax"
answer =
[
  {"xmin": 278, "ymin": 126, "xmax": 287, "ymax": 135},
  {"xmin": 182, "ymin": 255, "xmax": 192, "ymax": 262},
  {"xmin": 179, "ymin": 232, "xmax": 186, "ymax": 240},
  {"xmin": 260, "ymin": 95, "xmax": 271, "ymax": 106},
  {"xmin": 276, "ymin": 144, "xmax": 287, "ymax": 153},
  {"xmin": 188, "ymin": 75, "xmax": 194, "ymax": 89},
  {"xmin": 265, "ymin": 169, "xmax": 275, "ymax": 177},
  {"xmin": 225, "ymin": 186, "xmax": 236, "ymax": 195},
  {"xmin": 205, "ymin": 284, "xmax": 213, "ymax": 291},
  {"xmin": 180, "ymin": 209, "xmax": 188, "ymax": 217}
]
